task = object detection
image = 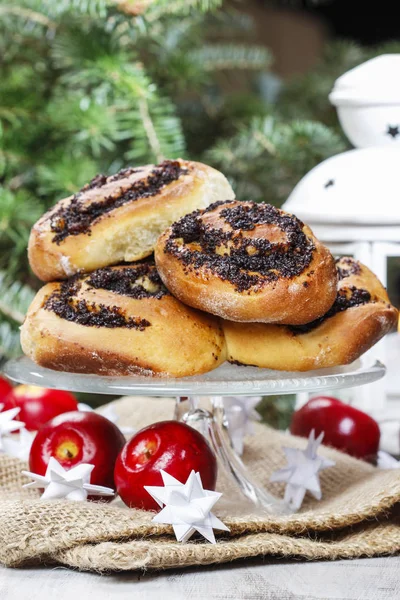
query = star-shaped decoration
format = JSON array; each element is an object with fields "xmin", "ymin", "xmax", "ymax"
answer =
[
  {"xmin": 22, "ymin": 457, "xmax": 115, "ymax": 501},
  {"xmin": 377, "ymin": 450, "xmax": 400, "ymax": 470},
  {"xmin": 387, "ymin": 125, "xmax": 400, "ymax": 139},
  {"xmin": 145, "ymin": 470, "xmax": 229, "ymax": 544},
  {"xmin": 2, "ymin": 428, "xmax": 35, "ymax": 461},
  {"xmin": 0, "ymin": 408, "xmax": 25, "ymax": 451},
  {"xmin": 324, "ymin": 179, "xmax": 335, "ymax": 189},
  {"xmin": 78, "ymin": 403, "xmax": 135, "ymax": 437},
  {"xmin": 270, "ymin": 430, "xmax": 335, "ymax": 511},
  {"xmin": 77, "ymin": 402, "xmax": 92, "ymax": 412},
  {"xmin": 223, "ymin": 396, "xmax": 261, "ymax": 455}
]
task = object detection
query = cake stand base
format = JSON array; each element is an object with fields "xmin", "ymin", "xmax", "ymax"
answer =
[
  {"xmin": 175, "ymin": 396, "xmax": 288, "ymax": 514},
  {"xmin": 3, "ymin": 356, "xmax": 386, "ymax": 515}
]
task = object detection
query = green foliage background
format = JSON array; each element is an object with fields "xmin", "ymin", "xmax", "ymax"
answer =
[{"xmin": 1, "ymin": 0, "xmax": 399, "ymax": 418}]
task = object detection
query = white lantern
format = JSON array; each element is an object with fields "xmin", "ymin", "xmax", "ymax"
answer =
[
  {"xmin": 282, "ymin": 55, "xmax": 400, "ymax": 442},
  {"xmin": 329, "ymin": 54, "xmax": 400, "ymax": 149}
]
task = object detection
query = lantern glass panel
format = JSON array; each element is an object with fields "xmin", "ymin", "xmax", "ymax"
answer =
[{"xmin": 386, "ymin": 256, "xmax": 400, "ymax": 310}]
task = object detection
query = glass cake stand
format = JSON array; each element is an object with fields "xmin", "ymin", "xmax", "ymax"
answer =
[{"xmin": 3, "ymin": 356, "xmax": 386, "ymax": 515}]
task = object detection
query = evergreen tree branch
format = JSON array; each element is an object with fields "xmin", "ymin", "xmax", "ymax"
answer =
[
  {"xmin": 189, "ymin": 44, "xmax": 272, "ymax": 71},
  {"xmin": 145, "ymin": 0, "xmax": 223, "ymax": 21},
  {"xmin": 253, "ymin": 130, "xmax": 278, "ymax": 156},
  {"xmin": 0, "ymin": 4, "xmax": 56, "ymax": 29},
  {"xmin": 0, "ymin": 303, "xmax": 25, "ymax": 325},
  {"xmin": 138, "ymin": 97, "xmax": 164, "ymax": 162},
  {"xmin": 0, "ymin": 321, "xmax": 22, "ymax": 360},
  {"xmin": 0, "ymin": 273, "xmax": 35, "ymax": 325}
]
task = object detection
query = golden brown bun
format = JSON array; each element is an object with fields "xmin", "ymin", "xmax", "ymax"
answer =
[
  {"xmin": 28, "ymin": 159, "xmax": 235, "ymax": 282},
  {"xmin": 223, "ymin": 257, "xmax": 398, "ymax": 371},
  {"xmin": 155, "ymin": 200, "xmax": 337, "ymax": 324},
  {"xmin": 21, "ymin": 263, "xmax": 226, "ymax": 377}
]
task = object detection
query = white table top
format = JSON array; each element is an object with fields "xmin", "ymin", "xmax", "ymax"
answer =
[{"xmin": 1, "ymin": 556, "xmax": 399, "ymax": 600}]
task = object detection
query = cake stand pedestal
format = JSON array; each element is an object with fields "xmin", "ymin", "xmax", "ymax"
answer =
[{"xmin": 3, "ymin": 356, "xmax": 385, "ymax": 515}]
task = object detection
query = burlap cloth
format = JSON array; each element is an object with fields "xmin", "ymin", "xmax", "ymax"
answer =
[{"xmin": 0, "ymin": 396, "xmax": 399, "ymax": 571}]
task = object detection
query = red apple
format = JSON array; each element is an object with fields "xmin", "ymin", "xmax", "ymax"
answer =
[
  {"xmin": 115, "ymin": 421, "xmax": 218, "ymax": 510},
  {"xmin": 3, "ymin": 385, "xmax": 78, "ymax": 430},
  {"xmin": 29, "ymin": 411, "xmax": 125, "ymax": 498},
  {"xmin": 0, "ymin": 376, "xmax": 12, "ymax": 403},
  {"xmin": 290, "ymin": 396, "xmax": 380, "ymax": 461}
]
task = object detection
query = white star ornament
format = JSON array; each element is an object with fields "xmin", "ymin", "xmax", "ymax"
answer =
[
  {"xmin": 22, "ymin": 457, "xmax": 115, "ymax": 501},
  {"xmin": 145, "ymin": 470, "xmax": 229, "ymax": 544},
  {"xmin": 0, "ymin": 408, "xmax": 25, "ymax": 450},
  {"xmin": 270, "ymin": 430, "xmax": 335, "ymax": 511},
  {"xmin": 2, "ymin": 428, "xmax": 35, "ymax": 461},
  {"xmin": 223, "ymin": 396, "xmax": 262, "ymax": 455}
]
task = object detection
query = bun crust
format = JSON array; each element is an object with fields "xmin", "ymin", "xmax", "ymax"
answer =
[
  {"xmin": 155, "ymin": 200, "xmax": 337, "ymax": 324},
  {"xmin": 28, "ymin": 160, "xmax": 235, "ymax": 282},
  {"xmin": 21, "ymin": 263, "xmax": 226, "ymax": 377},
  {"xmin": 223, "ymin": 257, "xmax": 398, "ymax": 371}
]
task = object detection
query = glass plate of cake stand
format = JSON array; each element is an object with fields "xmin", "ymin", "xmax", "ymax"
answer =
[{"xmin": 3, "ymin": 356, "xmax": 386, "ymax": 516}]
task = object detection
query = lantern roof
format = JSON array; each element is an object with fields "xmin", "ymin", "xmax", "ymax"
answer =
[
  {"xmin": 282, "ymin": 146, "xmax": 400, "ymax": 225},
  {"xmin": 330, "ymin": 54, "xmax": 400, "ymax": 107}
]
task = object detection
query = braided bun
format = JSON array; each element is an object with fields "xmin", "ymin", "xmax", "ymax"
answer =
[
  {"xmin": 28, "ymin": 159, "xmax": 234, "ymax": 282},
  {"xmin": 21, "ymin": 263, "xmax": 226, "ymax": 377},
  {"xmin": 223, "ymin": 257, "xmax": 398, "ymax": 371},
  {"xmin": 155, "ymin": 200, "xmax": 337, "ymax": 324}
]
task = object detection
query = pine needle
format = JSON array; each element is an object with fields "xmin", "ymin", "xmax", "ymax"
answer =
[
  {"xmin": 0, "ymin": 320, "xmax": 22, "ymax": 360},
  {"xmin": 0, "ymin": 273, "xmax": 35, "ymax": 325}
]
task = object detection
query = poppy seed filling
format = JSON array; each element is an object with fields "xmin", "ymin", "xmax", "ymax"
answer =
[
  {"xmin": 290, "ymin": 285, "xmax": 371, "ymax": 335},
  {"xmin": 50, "ymin": 160, "xmax": 188, "ymax": 244},
  {"xmin": 86, "ymin": 264, "xmax": 168, "ymax": 300},
  {"xmin": 43, "ymin": 274, "xmax": 151, "ymax": 330},
  {"xmin": 164, "ymin": 201, "xmax": 315, "ymax": 292},
  {"xmin": 337, "ymin": 257, "xmax": 362, "ymax": 280}
]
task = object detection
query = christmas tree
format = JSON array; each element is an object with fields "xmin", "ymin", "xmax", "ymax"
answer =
[{"xmin": 1, "ymin": 0, "xmax": 399, "ymax": 363}]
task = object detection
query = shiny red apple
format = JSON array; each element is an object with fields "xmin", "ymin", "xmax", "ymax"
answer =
[
  {"xmin": 115, "ymin": 420, "xmax": 218, "ymax": 510},
  {"xmin": 290, "ymin": 396, "xmax": 380, "ymax": 461},
  {"xmin": 29, "ymin": 411, "xmax": 125, "ymax": 498},
  {"xmin": 0, "ymin": 376, "xmax": 12, "ymax": 403},
  {"xmin": 3, "ymin": 385, "xmax": 78, "ymax": 430}
]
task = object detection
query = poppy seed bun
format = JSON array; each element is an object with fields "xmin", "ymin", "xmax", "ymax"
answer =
[
  {"xmin": 21, "ymin": 263, "xmax": 227, "ymax": 377},
  {"xmin": 28, "ymin": 159, "xmax": 235, "ymax": 282},
  {"xmin": 155, "ymin": 200, "xmax": 337, "ymax": 324},
  {"xmin": 222, "ymin": 257, "xmax": 398, "ymax": 371}
]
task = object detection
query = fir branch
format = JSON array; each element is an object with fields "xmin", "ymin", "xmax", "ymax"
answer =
[
  {"xmin": 123, "ymin": 95, "xmax": 185, "ymax": 162},
  {"xmin": 8, "ymin": 0, "xmax": 110, "ymax": 20},
  {"xmin": 138, "ymin": 96, "xmax": 164, "ymax": 162},
  {"xmin": 46, "ymin": 0, "xmax": 109, "ymax": 18},
  {"xmin": 189, "ymin": 44, "xmax": 272, "ymax": 71},
  {"xmin": 206, "ymin": 9, "xmax": 255, "ymax": 39},
  {"xmin": 0, "ymin": 272, "xmax": 35, "ymax": 324},
  {"xmin": 0, "ymin": 320, "xmax": 22, "ymax": 360},
  {"xmin": 0, "ymin": 188, "xmax": 43, "ymax": 233},
  {"xmin": 0, "ymin": 107, "xmax": 31, "ymax": 126},
  {"xmin": 145, "ymin": 0, "xmax": 223, "ymax": 21},
  {"xmin": 50, "ymin": 20, "xmax": 137, "ymax": 77},
  {"xmin": 253, "ymin": 132, "xmax": 277, "ymax": 155},
  {"xmin": 0, "ymin": 4, "xmax": 56, "ymax": 29},
  {"xmin": 37, "ymin": 155, "xmax": 98, "ymax": 197},
  {"xmin": 46, "ymin": 93, "xmax": 131, "ymax": 157}
]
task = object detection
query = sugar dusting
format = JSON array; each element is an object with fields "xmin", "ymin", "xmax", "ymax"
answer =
[{"xmin": 60, "ymin": 255, "xmax": 75, "ymax": 277}]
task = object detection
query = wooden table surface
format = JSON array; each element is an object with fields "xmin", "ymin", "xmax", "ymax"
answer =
[{"xmin": 1, "ymin": 556, "xmax": 399, "ymax": 600}]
